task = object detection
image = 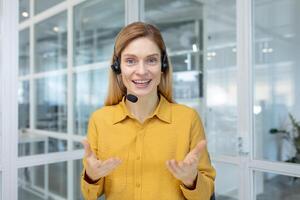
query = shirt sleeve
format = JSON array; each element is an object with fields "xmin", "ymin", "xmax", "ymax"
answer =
[
  {"xmin": 179, "ymin": 109, "xmax": 216, "ymax": 200},
  {"xmin": 81, "ymin": 114, "xmax": 105, "ymax": 200}
]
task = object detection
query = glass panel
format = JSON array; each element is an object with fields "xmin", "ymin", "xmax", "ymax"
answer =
[
  {"xmin": 145, "ymin": 0, "xmax": 237, "ymax": 156},
  {"xmin": 73, "ymin": 141, "xmax": 82, "ymax": 150},
  {"xmin": 204, "ymin": 1, "xmax": 237, "ymax": 156},
  {"xmin": 18, "ymin": 81, "xmax": 30, "ymax": 130},
  {"xmin": 74, "ymin": 68, "xmax": 108, "ymax": 135},
  {"xmin": 254, "ymin": 0, "xmax": 300, "ymax": 163},
  {"xmin": 18, "ymin": 162, "xmax": 67, "ymax": 199},
  {"xmin": 34, "ymin": 0, "xmax": 65, "ymax": 15},
  {"xmin": 35, "ymin": 76, "xmax": 67, "ymax": 132},
  {"xmin": 73, "ymin": 0, "xmax": 125, "ymax": 66},
  {"xmin": 19, "ymin": 28, "xmax": 30, "ymax": 76},
  {"xmin": 214, "ymin": 162, "xmax": 238, "ymax": 200},
  {"xmin": 34, "ymin": 11, "xmax": 67, "ymax": 73},
  {"xmin": 145, "ymin": 2, "xmax": 205, "ymax": 113},
  {"xmin": 74, "ymin": 159, "xmax": 83, "ymax": 200},
  {"xmin": 254, "ymin": 171, "xmax": 300, "ymax": 200},
  {"xmin": 18, "ymin": 134, "xmax": 67, "ymax": 156},
  {"xmin": 19, "ymin": 0, "xmax": 30, "ymax": 22}
]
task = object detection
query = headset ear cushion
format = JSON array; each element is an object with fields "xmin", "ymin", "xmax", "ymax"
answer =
[
  {"xmin": 111, "ymin": 58, "xmax": 121, "ymax": 74},
  {"xmin": 162, "ymin": 54, "xmax": 168, "ymax": 72}
]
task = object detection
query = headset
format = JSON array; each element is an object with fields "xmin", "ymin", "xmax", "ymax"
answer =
[{"xmin": 111, "ymin": 49, "xmax": 169, "ymax": 75}]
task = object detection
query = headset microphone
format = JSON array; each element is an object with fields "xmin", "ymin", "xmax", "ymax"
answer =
[{"xmin": 126, "ymin": 94, "xmax": 138, "ymax": 103}]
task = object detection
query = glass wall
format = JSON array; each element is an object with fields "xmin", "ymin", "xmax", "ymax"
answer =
[
  {"xmin": 17, "ymin": 0, "xmax": 125, "ymax": 198},
  {"xmin": 19, "ymin": 28, "xmax": 30, "ymax": 76},
  {"xmin": 18, "ymin": 162, "xmax": 67, "ymax": 200},
  {"xmin": 145, "ymin": 0, "xmax": 205, "ymax": 113},
  {"xmin": 254, "ymin": 171, "xmax": 300, "ymax": 200},
  {"xmin": 253, "ymin": 1, "xmax": 300, "ymax": 199},
  {"xmin": 73, "ymin": 0, "xmax": 124, "ymax": 135},
  {"xmin": 18, "ymin": 81, "xmax": 29, "ymax": 130},
  {"xmin": 202, "ymin": 0, "xmax": 237, "ymax": 156},
  {"xmin": 73, "ymin": 0, "xmax": 124, "ymax": 66},
  {"xmin": 254, "ymin": 0, "xmax": 300, "ymax": 164},
  {"xmin": 214, "ymin": 162, "xmax": 238, "ymax": 200},
  {"xmin": 73, "ymin": 159, "xmax": 83, "ymax": 200},
  {"xmin": 35, "ymin": 76, "xmax": 67, "ymax": 132},
  {"xmin": 34, "ymin": 11, "xmax": 67, "ymax": 73},
  {"xmin": 34, "ymin": 0, "xmax": 65, "ymax": 15},
  {"xmin": 74, "ymin": 68, "xmax": 108, "ymax": 136}
]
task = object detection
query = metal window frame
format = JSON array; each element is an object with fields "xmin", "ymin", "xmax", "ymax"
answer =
[{"xmin": 1, "ymin": 0, "xmax": 19, "ymax": 199}]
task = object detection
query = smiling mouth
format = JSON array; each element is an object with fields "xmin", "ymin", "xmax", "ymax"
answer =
[{"xmin": 132, "ymin": 79, "xmax": 152, "ymax": 86}]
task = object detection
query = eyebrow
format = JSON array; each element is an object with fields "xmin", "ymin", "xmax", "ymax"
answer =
[{"xmin": 122, "ymin": 53, "xmax": 160, "ymax": 58}]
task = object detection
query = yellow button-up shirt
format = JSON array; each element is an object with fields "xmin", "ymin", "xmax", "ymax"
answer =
[{"xmin": 81, "ymin": 94, "xmax": 216, "ymax": 200}]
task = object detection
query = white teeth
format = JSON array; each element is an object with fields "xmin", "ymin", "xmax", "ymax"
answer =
[{"xmin": 133, "ymin": 80, "xmax": 150, "ymax": 84}]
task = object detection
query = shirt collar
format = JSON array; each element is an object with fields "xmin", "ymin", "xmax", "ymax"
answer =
[{"xmin": 113, "ymin": 93, "xmax": 172, "ymax": 124}]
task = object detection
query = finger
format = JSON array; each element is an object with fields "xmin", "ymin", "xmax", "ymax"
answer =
[
  {"xmin": 100, "ymin": 159, "xmax": 122, "ymax": 175},
  {"xmin": 101, "ymin": 158, "xmax": 122, "ymax": 170},
  {"xmin": 101, "ymin": 157, "xmax": 122, "ymax": 166},
  {"xmin": 102, "ymin": 161, "xmax": 121, "ymax": 173},
  {"xmin": 166, "ymin": 160, "xmax": 176, "ymax": 175},
  {"xmin": 190, "ymin": 140, "xmax": 206, "ymax": 157},
  {"xmin": 81, "ymin": 139, "xmax": 93, "ymax": 158},
  {"xmin": 169, "ymin": 160, "xmax": 183, "ymax": 174}
]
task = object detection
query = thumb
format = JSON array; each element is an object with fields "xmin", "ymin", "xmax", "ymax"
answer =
[
  {"xmin": 81, "ymin": 139, "xmax": 95, "ymax": 158},
  {"xmin": 190, "ymin": 140, "xmax": 207, "ymax": 157}
]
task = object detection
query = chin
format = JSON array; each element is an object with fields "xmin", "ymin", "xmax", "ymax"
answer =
[{"xmin": 129, "ymin": 88, "xmax": 157, "ymax": 98}]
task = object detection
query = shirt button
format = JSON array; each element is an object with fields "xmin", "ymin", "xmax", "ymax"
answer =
[
  {"xmin": 136, "ymin": 156, "xmax": 140, "ymax": 160},
  {"xmin": 136, "ymin": 183, "xmax": 140, "ymax": 188}
]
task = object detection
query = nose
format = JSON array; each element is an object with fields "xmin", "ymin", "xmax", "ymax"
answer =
[{"xmin": 135, "ymin": 61, "xmax": 147, "ymax": 75}]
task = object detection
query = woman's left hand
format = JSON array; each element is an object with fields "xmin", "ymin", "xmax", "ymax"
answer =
[{"xmin": 166, "ymin": 140, "xmax": 206, "ymax": 188}]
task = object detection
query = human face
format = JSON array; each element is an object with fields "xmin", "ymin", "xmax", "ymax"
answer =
[{"xmin": 120, "ymin": 37, "xmax": 162, "ymax": 98}]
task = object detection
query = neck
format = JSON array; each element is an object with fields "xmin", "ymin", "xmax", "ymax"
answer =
[{"xmin": 125, "ymin": 92, "xmax": 159, "ymax": 123}]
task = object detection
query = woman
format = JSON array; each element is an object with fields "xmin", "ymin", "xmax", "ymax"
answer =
[{"xmin": 81, "ymin": 22, "xmax": 216, "ymax": 200}]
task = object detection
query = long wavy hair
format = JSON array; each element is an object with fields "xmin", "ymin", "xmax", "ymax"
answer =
[{"xmin": 104, "ymin": 22, "xmax": 174, "ymax": 106}]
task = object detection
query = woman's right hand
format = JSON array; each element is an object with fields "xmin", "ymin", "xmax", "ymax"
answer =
[{"xmin": 82, "ymin": 139, "xmax": 122, "ymax": 182}]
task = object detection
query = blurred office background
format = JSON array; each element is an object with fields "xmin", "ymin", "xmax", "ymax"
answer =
[{"xmin": 1, "ymin": 0, "xmax": 300, "ymax": 199}]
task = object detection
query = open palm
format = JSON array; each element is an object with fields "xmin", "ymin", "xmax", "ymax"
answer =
[{"xmin": 166, "ymin": 140, "xmax": 206, "ymax": 186}]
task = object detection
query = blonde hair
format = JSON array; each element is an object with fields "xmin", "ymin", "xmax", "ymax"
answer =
[{"xmin": 104, "ymin": 22, "xmax": 174, "ymax": 106}]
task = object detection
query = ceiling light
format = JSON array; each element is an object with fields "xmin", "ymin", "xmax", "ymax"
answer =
[
  {"xmin": 53, "ymin": 26, "xmax": 59, "ymax": 32},
  {"xmin": 262, "ymin": 48, "xmax": 273, "ymax": 53},
  {"xmin": 22, "ymin": 12, "xmax": 29, "ymax": 18},
  {"xmin": 192, "ymin": 44, "xmax": 198, "ymax": 52}
]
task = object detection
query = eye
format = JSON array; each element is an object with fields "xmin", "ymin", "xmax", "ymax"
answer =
[
  {"xmin": 146, "ymin": 57, "xmax": 158, "ymax": 65},
  {"xmin": 125, "ymin": 58, "xmax": 137, "ymax": 66}
]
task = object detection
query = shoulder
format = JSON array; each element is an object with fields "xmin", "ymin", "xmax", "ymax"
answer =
[{"xmin": 170, "ymin": 102, "xmax": 199, "ymax": 120}]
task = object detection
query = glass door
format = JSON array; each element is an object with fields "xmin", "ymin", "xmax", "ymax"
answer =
[{"xmin": 252, "ymin": 0, "xmax": 300, "ymax": 199}]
